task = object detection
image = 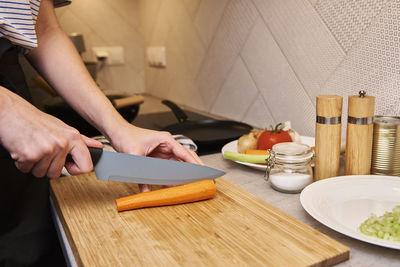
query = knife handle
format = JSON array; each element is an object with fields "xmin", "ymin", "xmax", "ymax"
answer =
[
  {"xmin": 66, "ymin": 147, "xmax": 103, "ymax": 166},
  {"xmin": 1, "ymin": 145, "xmax": 103, "ymax": 166}
]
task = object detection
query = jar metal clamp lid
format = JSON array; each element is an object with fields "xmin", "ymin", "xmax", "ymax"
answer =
[{"xmin": 264, "ymin": 142, "xmax": 314, "ymax": 180}]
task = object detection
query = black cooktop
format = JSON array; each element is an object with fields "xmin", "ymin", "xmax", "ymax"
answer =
[
  {"xmin": 132, "ymin": 110, "xmax": 221, "ymax": 155},
  {"xmin": 133, "ymin": 110, "xmax": 213, "ymax": 131}
]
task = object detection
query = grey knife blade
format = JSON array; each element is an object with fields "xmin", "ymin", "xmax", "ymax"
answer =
[{"xmin": 89, "ymin": 147, "xmax": 225, "ymax": 185}]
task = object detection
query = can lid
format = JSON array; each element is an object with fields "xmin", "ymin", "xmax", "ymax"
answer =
[
  {"xmin": 272, "ymin": 142, "xmax": 313, "ymax": 163},
  {"xmin": 374, "ymin": 116, "xmax": 400, "ymax": 125}
]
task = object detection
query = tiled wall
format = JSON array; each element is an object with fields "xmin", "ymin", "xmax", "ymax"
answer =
[
  {"xmin": 139, "ymin": 0, "xmax": 400, "ymax": 137},
  {"xmin": 55, "ymin": 0, "xmax": 145, "ymax": 95}
]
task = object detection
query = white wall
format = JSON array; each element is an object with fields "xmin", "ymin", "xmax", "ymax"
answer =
[
  {"xmin": 55, "ymin": 0, "xmax": 145, "ymax": 95},
  {"xmin": 56, "ymin": 0, "xmax": 400, "ymax": 137},
  {"xmin": 138, "ymin": 0, "xmax": 400, "ymax": 137}
]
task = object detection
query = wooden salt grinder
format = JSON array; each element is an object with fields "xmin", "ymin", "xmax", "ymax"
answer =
[
  {"xmin": 315, "ymin": 95, "xmax": 343, "ymax": 180},
  {"xmin": 345, "ymin": 91, "xmax": 375, "ymax": 175}
]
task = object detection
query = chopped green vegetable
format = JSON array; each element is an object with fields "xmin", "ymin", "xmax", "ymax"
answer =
[
  {"xmin": 223, "ymin": 151, "xmax": 268, "ymax": 164},
  {"xmin": 359, "ymin": 205, "xmax": 400, "ymax": 242}
]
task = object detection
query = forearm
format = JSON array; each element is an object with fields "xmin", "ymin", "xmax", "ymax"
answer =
[
  {"xmin": 26, "ymin": 0, "xmax": 126, "ymax": 139},
  {"xmin": 0, "ymin": 86, "xmax": 15, "ymax": 128}
]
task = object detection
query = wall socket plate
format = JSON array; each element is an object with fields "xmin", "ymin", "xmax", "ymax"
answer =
[
  {"xmin": 92, "ymin": 46, "xmax": 125, "ymax": 65},
  {"xmin": 146, "ymin": 46, "xmax": 166, "ymax": 68}
]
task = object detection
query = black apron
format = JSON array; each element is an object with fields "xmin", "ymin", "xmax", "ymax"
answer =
[{"xmin": 0, "ymin": 39, "xmax": 66, "ymax": 267}]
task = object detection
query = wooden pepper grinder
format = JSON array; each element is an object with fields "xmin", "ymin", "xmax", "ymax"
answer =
[
  {"xmin": 345, "ymin": 91, "xmax": 375, "ymax": 175},
  {"xmin": 315, "ymin": 95, "xmax": 343, "ymax": 180}
]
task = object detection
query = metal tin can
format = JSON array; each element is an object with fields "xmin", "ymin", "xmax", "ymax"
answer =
[{"xmin": 371, "ymin": 116, "xmax": 400, "ymax": 176}]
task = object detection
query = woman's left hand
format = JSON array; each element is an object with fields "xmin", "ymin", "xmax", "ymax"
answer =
[{"xmin": 107, "ymin": 123, "xmax": 203, "ymax": 192}]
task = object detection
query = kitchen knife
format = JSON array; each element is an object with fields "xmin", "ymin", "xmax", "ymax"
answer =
[{"xmin": 76, "ymin": 147, "xmax": 225, "ymax": 185}]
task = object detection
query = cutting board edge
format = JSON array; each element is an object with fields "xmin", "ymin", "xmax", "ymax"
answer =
[
  {"xmin": 50, "ymin": 174, "xmax": 351, "ymax": 266},
  {"xmin": 215, "ymin": 177, "xmax": 351, "ymax": 265},
  {"xmin": 50, "ymin": 187, "xmax": 84, "ymax": 267}
]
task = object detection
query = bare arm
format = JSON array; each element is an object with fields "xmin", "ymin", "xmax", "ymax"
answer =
[
  {"xmin": 0, "ymin": 85, "xmax": 102, "ymax": 178},
  {"xmin": 0, "ymin": 0, "xmax": 105, "ymax": 178},
  {"xmin": 26, "ymin": 0, "xmax": 124, "ymax": 139},
  {"xmin": 24, "ymin": 0, "xmax": 202, "ymax": 188}
]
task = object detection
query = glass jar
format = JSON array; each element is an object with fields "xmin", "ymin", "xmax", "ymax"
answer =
[{"xmin": 265, "ymin": 142, "xmax": 314, "ymax": 193}]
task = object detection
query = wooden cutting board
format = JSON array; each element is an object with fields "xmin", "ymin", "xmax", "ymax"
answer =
[{"xmin": 50, "ymin": 173, "xmax": 349, "ymax": 266}]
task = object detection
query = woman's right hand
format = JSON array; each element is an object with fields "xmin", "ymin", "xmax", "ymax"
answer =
[{"xmin": 0, "ymin": 87, "xmax": 102, "ymax": 178}]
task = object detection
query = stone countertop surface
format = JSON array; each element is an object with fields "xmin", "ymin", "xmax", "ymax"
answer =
[
  {"xmin": 137, "ymin": 95, "xmax": 400, "ymax": 267},
  {"xmin": 200, "ymin": 153, "xmax": 400, "ymax": 267}
]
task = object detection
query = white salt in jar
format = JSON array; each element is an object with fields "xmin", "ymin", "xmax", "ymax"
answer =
[{"xmin": 265, "ymin": 142, "xmax": 314, "ymax": 193}]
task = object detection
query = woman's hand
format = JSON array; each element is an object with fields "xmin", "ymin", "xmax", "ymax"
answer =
[
  {"xmin": 107, "ymin": 122, "xmax": 203, "ymax": 192},
  {"xmin": 0, "ymin": 87, "xmax": 102, "ymax": 178}
]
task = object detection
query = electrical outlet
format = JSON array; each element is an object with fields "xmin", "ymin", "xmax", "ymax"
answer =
[
  {"xmin": 92, "ymin": 46, "xmax": 125, "ymax": 65},
  {"xmin": 146, "ymin": 46, "xmax": 166, "ymax": 68}
]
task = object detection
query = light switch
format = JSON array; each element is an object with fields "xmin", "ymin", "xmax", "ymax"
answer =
[{"xmin": 146, "ymin": 46, "xmax": 166, "ymax": 68}]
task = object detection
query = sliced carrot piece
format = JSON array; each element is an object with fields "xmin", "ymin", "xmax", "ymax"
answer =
[
  {"xmin": 245, "ymin": 149, "xmax": 270, "ymax": 155},
  {"xmin": 115, "ymin": 179, "xmax": 216, "ymax": 212}
]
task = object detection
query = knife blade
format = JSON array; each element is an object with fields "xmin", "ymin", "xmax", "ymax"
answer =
[{"xmin": 84, "ymin": 147, "xmax": 225, "ymax": 185}]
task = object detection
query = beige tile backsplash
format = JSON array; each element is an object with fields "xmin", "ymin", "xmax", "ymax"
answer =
[
  {"xmin": 55, "ymin": 0, "xmax": 145, "ymax": 95},
  {"xmin": 241, "ymin": 17, "xmax": 315, "ymax": 135},
  {"xmin": 57, "ymin": 0, "xmax": 400, "ymax": 137},
  {"xmin": 210, "ymin": 57, "xmax": 259, "ymax": 122},
  {"xmin": 194, "ymin": 0, "xmax": 230, "ymax": 49}
]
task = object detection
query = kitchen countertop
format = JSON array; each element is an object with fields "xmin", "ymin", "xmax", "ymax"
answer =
[
  {"xmin": 52, "ymin": 95, "xmax": 400, "ymax": 266},
  {"xmin": 138, "ymin": 95, "xmax": 400, "ymax": 266},
  {"xmin": 200, "ymin": 154, "xmax": 400, "ymax": 267}
]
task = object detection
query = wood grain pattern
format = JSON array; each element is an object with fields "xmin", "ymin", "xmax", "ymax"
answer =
[
  {"xmin": 315, "ymin": 124, "xmax": 342, "ymax": 180},
  {"xmin": 112, "ymin": 95, "xmax": 144, "ymax": 109},
  {"xmin": 316, "ymin": 95, "xmax": 343, "ymax": 117},
  {"xmin": 345, "ymin": 95, "xmax": 375, "ymax": 175},
  {"xmin": 345, "ymin": 124, "xmax": 374, "ymax": 175},
  {"xmin": 315, "ymin": 95, "xmax": 343, "ymax": 180},
  {"xmin": 50, "ymin": 174, "xmax": 349, "ymax": 266},
  {"xmin": 347, "ymin": 95, "xmax": 375, "ymax": 118}
]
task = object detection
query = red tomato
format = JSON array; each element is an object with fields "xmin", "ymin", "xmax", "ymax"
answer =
[{"xmin": 257, "ymin": 129, "xmax": 292, "ymax": 150}]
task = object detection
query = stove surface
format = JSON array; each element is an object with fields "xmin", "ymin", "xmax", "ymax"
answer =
[
  {"xmin": 132, "ymin": 110, "xmax": 220, "ymax": 155},
  {"xmin": 132, "ymin": 110, "xmax": 214, "ymax": 131}
]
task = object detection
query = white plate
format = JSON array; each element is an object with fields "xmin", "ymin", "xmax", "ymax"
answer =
[
  {"xmin": 221, "ymin": 136, "xmax": 315, "ymax": 171},
  {"xmin": 300, "ymin": 175, "xmax": 400, "ymax": 250}
]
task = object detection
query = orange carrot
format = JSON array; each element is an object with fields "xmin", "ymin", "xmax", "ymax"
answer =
[
  {"xmin": 115, "ymin": 179, "xmax": 216, "ymax": 212},
  {"xmin": 245, "ymin": 149, "xmax": 270, "ymax": 155}
]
